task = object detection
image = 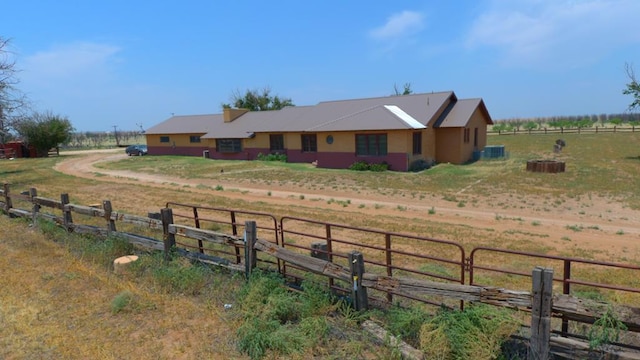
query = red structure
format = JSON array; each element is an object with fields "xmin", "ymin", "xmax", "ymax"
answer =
[{"xmin": 1, "ymin": 141, "xmax": 36, "ymax": 158}]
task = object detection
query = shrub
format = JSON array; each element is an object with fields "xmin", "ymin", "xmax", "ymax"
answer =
[
  {"xmin": 111, "ymin": 290, "xmax": 135, "ymax": 314},
  {"xmin": 349, "ymin": 161, "xmax": 389, "ymax": 172},
  {"xmin": 588, "ymin": 306, "xmax": 627, "ymax": 350},
  {"xmin": 384, "ymin": 305, "xmax": 431, "ymax": 345},
  {"xmin": 257, "ymin": 152, "xmax": 287, "ymax": 162},
  {"xmin": 419, "ymin": 304, "xmax": 519, "ymax": 360},
  {"xmin": 349, "ymin": 161, "xmax": 370, "ymax": 171},
  {"xmin": 369, "ymin": 162, "xmax": 389, "ymax": 172},
  {"xmin": 235, "ymin": 272, "xmax": 334, "ymax": 359},
  {"xmin": 408, "ymin": 159, "xmax": 431, "ymax": 172},
  {"xmin": 130, "ymin": 253, "xmax": 211, "ymax": 295}
]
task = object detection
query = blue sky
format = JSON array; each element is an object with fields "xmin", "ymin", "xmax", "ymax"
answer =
[{"xmin": 3, "ymin": 0, "xmax": 640, "ymax": 131}]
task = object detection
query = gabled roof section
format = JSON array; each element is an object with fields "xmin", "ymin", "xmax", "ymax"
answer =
[
  {"xmin": 148, "ymin": 91, "xmax": 491, "ymax": 139},
  {"xmin": 436, "ymin": 98, "xmax": 493, "ymax": 128},
  {"xmin": 309, "ymin": 91, "xmax": 453, "ymax": 128},
  {"xmin": 201, "ymin": 106, "xmax": 315, "ymax": 138},
  {"xmin": 145, "ymin": 114, "xmax": 224, "ymax": 134},
  {"xmin": 307, "ymin": 104, "xmax": 426, "ymax": 132}
]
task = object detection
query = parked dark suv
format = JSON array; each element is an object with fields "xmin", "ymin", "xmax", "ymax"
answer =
[{"xmin": 125, "ymin": 144, "xmax": 148, "ymax": 156}]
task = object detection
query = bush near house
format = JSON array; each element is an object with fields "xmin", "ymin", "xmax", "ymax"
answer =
[
  {"xmin": 256, "ymin": 152, "xmax": 287, "ymax": 162},
  {"xmin": 348, "ymin": 161, "xmax": 389, "ymax": 172}
]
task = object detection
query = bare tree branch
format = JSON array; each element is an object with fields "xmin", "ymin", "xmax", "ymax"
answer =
[
  {"xmin": 0, "ymin": 36, "xmax": 29, "ymax": 143},
  {"xmin": 623, "ymin": 62, "xmax": 640, "ymax": 111}
]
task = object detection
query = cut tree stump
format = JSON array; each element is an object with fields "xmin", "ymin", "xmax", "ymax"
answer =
[
  {"xmin": 113, "ymin": 255, "xmax": 139, "ymax": 274},
  {"xmin": 526, "ymin": 160, "xmax": 565, "ymax": 173}
]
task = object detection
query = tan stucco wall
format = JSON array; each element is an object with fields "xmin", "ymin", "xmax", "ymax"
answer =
[
  {"xmin": 146, "ymin": 134, "xmax": 207, "ymax": 147},
  {"xmin": 424, "ymin": 128, "xmax": 437, "ymax": 162},
  {"xmin": 435, "ymin": 128, "xmax": 463, "ymax": 164},
  {"xmin": 245, "ymin": 130, "xmax": 419, "ymax": 154},
  {"xmin": 243, "ymin": 133, "xmax": 276, "ymax": 150},
  {"xmin": 468, "ymin": 108, "xmax": 488, "ymax": 149},
  {"xmin": 434, "ymin": 106, "xmax": 490, "ymax": 164}
]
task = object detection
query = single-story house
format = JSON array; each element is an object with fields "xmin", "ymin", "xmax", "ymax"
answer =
[{"xmin": 144, "ymin": 91, "xmax": 493, "ymax": 171}]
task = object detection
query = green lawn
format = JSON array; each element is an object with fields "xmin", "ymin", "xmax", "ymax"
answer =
[{"xmin": 94, "ymin": 132, "xmax": 640, "ymax": 209}]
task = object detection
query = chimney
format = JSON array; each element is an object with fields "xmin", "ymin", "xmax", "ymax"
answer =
[{"xmin": 223, "ymin": 108, "xmax": 249, "ymax": 123}]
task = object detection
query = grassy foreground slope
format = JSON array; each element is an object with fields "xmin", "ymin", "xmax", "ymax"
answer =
[{"xmin": 0, "ymin": 216, "xmax": 244, "ymax": 359}]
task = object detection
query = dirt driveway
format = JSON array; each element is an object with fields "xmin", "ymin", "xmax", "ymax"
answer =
[{"xmin": 53, "ymin": 150, "xmax": 640, "ymax": 261}]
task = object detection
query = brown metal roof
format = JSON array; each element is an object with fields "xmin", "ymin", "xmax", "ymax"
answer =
[
  {"xmin": 145, "ymin": 114, "xmax": 224, "ymax": 135},
  {"xmin": 307, "ymin": 104, "xmax": 425, "ymax": 132},
  {"xmin": 437, "ymin": 98, "xmax": 493, "ymax": 128},
  {"xmin": 150, "ymin": 91, "xmax": 489, "ymax": 139}
]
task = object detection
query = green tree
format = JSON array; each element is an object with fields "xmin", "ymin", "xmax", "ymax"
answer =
[
  {"xmin": 222, "ymin": 87, "xmax": 294, "ymax": 111},
  {"xmin": 623, "ymin": 63, "xmax": 640, "ymax": 111},
  {"xmin": 14, "ymin": 112, "xmax": 74, "ymax": 156},
  {"xmin": 392, "ymin": 82, "xmax": 413, "ymax": 96},
  {"xmin": 610, "ymin": 117, "xmax": 623, "ymax": 126}
]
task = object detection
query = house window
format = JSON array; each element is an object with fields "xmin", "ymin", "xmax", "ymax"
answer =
[
  {"xmin": 474, "ymin": 128, "xmax": 478, "ymax": 147},
  {"xmin": 160, "ymin": 136, "xmax": 170, "ymax": 143},
  {"xmin": 190, "ymin": 135, "xmax": 201, "ymax": 143},
  {"xmin": 301, "ymin": 134, "xmax": 317, "ymax": 152},
  {"xmin": 464, "ymin": 128, "xmax": 470, "ymax": 144},
  {"xmin": 412, "ymin": 132, "xmax": 422, "ymax": 155},
  {"xmin": 216, "ymin": 139, "xmax": 242, "ymax": 153},
  {"xmin": 356, "ymin": 134, "xmax": 387, "ymax": 156},
  {"xmin": 270, "ymin": 134, "xmax": 284, "ymax": 152}
]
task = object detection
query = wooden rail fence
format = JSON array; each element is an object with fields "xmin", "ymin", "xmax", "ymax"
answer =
[
  {"xmin": 488, "ymin": 125, "xmax": 637, "ymax": 136},
  {"xmin": 2, "ymin": 184, "xmax": 640, "ymax": 359}
]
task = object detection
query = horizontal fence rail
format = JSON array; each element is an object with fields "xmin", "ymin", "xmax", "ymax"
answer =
[
  {"xmin": 488, "ymin": 125, "xmax": 637, "ymax": 136},
  {"xmin": 165, "ymin": 202, "xmax": 281, "ymax": 272},
  {"xmin": 280, "ymin": 216, "xmax": 467, "ymax": 308},
  {"xmin": 3, "ymin": 183, "xmax": 640, "ymax": 357}
]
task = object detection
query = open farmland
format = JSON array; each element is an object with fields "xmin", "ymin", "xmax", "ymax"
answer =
[
  {"xmin": 2, "ymin": 133, "xmax": 638, "ymax": 275},
  {"xmin": 2, "ymin": 132, "xmax": 640, "ymax": 358},
  {"xmin": 55, "ymin": 133, "xmax": 640, "ymax": 260}
]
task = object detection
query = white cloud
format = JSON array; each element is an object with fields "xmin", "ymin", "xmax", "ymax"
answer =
[
  {"xmin": 370, "ymin": 10, "xmax": 424, "ymax": 40},
  {"xmin": 466, "ymin": 0, "xmax": 640, "ymax": 68},
  {"xmin": 23, "ymin": 42, "xmax": 121, "ymax": 81}
]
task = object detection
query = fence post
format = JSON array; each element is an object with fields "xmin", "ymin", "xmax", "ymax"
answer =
[
  {"xmin": 349, "ymin": 251, "xmax": 368, "ymax": 311},
  {"xmin": 244, "ymin": 221, "xmax": 257, "ymax": 280},
  {"xmin": 161, "ymin": 208, "xmax": 175, "ymax": 261},
  {"xmin": 561, "ymin": 260, "xmax": 571, "ymax": 334},
  {"xmin": 3, "ymin": 183, "xmax": 12, "ymax": 214},
  {"xmin": 310, "ymin": 242, "xmax": 328, "ymax": 261},
  {"xmin": 231, "ymin": 211, "xmax": 242, "ymax": 264},
  {"xmin": 103, "ymin": 200, "xmax": 117, "ymax": 233},
  {"xmin": 30, "ymin": 188, "xmax": 40, "ymax": 225},
  {"xmin": 530, "ymin": 267, "xmax": 553, "ymax": 360},
  {"xmin": 61, "ymin": 193, "xmax": 73, "ymax": 231},
  {"xmin": 385, "ymin": 234, "xmax": 393, "ymax": 303}
]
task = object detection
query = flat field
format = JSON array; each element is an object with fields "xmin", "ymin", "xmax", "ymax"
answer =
[
  {"xmin": 3, "ymin": 133, "xmax": 639, "ymax": 267},
  {"xmin": 2, "ymin": 132, "xmax": 640, "ymax": 358}
]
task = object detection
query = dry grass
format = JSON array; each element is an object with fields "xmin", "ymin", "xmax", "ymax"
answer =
[
  {"xmin": 2, "ymin": 132, "xmax": 640, "ymax": 355},
  {"xmin": 2, "ymin": 136, "xmax": 640, "ymax": 290},
  {"xmin": 0, "ymin": 216, "xmax": 244, "ymax": 360}
]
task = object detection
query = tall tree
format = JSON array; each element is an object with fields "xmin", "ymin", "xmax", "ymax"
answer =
[
  {"xmin": 14, "ymin": 112, "xmax": 74, "ymax": 156},
  {"xmin": 392, "ymin": 83, "xmax": 413, "ymax": 96},
  {"xmin": 623, "ymin": 62, "xmax": 640, "ymax": 111},
  {"xmin": 222, "ymin": 87, "xmax": 294, "ymax": 111},
  {"xmin": 0, "ymin": 37, "xmax": 28, "ymax": 143}
]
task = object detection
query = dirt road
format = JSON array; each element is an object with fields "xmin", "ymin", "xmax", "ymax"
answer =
[{"xmin": 53, "ymin": 150, "xmax": 640, "ymax": 260}]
